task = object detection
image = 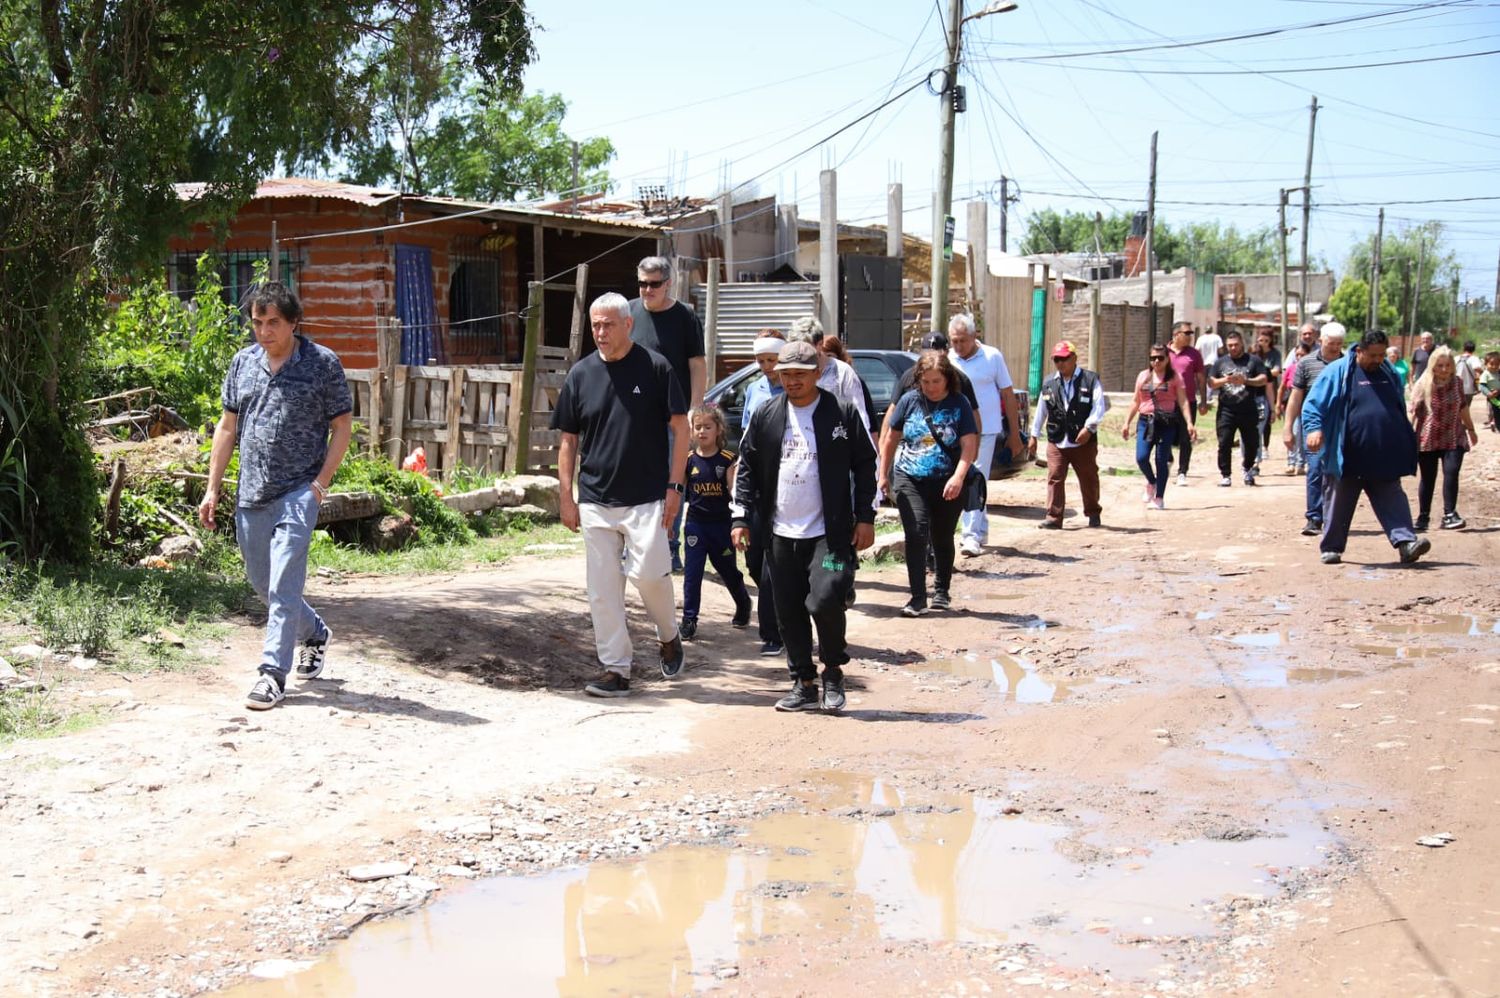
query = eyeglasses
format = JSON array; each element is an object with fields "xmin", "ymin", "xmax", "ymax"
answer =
[{"xmin": 638, "ymin": 279, "xmax": 667, "ymax": 289}]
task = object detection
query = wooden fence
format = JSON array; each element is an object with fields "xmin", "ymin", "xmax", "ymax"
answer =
[{"xmin": 346, "ymin": 317, "xmax": 568, "ymax": 476}]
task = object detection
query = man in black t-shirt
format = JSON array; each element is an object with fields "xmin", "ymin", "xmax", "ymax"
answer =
[
  {"xmin": 553, "ymin": 293, "xmax": 690, "ymax": 699},
  {"xmin": 1208, "ymin": 330, "xmax": 1269, "ymax": 486},
  {"xmin": 629, "ymin": 255, "xmax": 706, "ymax": 572}
]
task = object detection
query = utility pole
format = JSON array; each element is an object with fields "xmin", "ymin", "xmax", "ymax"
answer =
[
  {"xmin": 1409, "ymin": 236, "xmax": 1426, "ymax": 339},
  {"xmin": 931, "ymin": 0, "xmax": 1018, "ymax": 334},
  {"xmin": 1299, "ymin": 97, "xmax": 1318, "ymax": 320},
  {"xmin": 1278, "ymin": 189, "xmax": 1290, "ymax": 348},
  {"xmin": 1145, "ymin": 130, "xmax": 1158, "ymax": 336},
  {"xmin": 999, "ymin": 176, "xmax": 1009, "ymax": 253},
  {"xmin": 887, "ymin": 183, "xmax": 903, "ymax": 258},
  {"xmin": 968, "ymin": 199, "xmax": 988, "ymax": 318},
  {"xmin": 1368, "ymin": 207, "xmax": 1384, "ymax": 331}
]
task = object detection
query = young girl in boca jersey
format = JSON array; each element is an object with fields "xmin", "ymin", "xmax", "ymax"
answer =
[{"xmin": 680, "ymin": 405, "xmax": 753, "ymax": 640}]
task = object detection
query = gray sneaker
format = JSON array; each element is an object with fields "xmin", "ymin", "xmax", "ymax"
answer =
[
  {"xmin": 659, "ymin": 636, "xmax": 685, "ymax": 679},
  {"xmin": 585, "ymin": 672, "xmax": 631, "ymax": 698},
  {"xmin": 1398, "ymin": 538, "xmax": 1432, "ymax": 564},
  {"xmin": 1320, "ymin": 551, "xmax": 1342, "ymax": 565},
  {"xmin": 775, "ymin": 682, "xmax": 821, "ymax": 712},
  {"xmin": 821, "ymin": 675, "xmax": 846, "ymax": 712}
]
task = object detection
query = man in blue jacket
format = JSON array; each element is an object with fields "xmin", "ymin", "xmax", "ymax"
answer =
[{"xmin": 1302, "ymin": 329, "xmax": 1430, "ymax": 566}]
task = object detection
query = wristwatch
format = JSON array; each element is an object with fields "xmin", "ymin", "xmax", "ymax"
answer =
[{"xmin": 667, "ymin": 482, "xmax": 685, "ymax": 495}]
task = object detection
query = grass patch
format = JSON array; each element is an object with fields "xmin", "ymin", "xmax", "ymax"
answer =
[
  {"xmin": 0, "ymin": 687, "xmax": 101, "ymax": 743},
  {"xmin": 308, "ymin": 521, "xmax": 580, "ymax": 575}
]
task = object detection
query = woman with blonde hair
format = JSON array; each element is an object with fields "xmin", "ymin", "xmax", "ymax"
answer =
[{"xmin": 1408, "ymin": 346, "xmax": 1478, "ymax": 531}]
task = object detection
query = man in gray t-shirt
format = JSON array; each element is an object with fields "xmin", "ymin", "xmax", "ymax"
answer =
[
  {"xmin": 200, "ymin": 283, "xmax": 353, "ymax": 711},
  {"xmin": 1282, "ymin": 321, "xmax": 1346, "ymax": 533}
]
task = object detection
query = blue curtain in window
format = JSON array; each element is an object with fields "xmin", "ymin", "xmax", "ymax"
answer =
[{"xmin": 395, "ymin": 244, "xmax": 439, "ymax": 364}]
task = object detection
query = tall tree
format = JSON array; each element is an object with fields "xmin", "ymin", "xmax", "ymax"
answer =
[
  {"xmin": 0, "ymin": 1, "xmax": 536, "ymax": 561},
  {"xmin": 1343, "ymin": 222, "xmax": 1458, "ymax": 336},
  {"xmin": 343, "ymin": 74, "xmax": 614, "ymax": 202}
]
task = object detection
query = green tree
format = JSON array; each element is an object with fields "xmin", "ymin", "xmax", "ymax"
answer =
[
  {"xmin": 344, "ymin": 78, "xmax": 614, "ymax": 202},
  {"xmin": 1018, "ymin": 209, "xmax": 1280, "ymax": 274},
  {"xmin": 1327, "ymin": 276, "xmax": 1399, "ymax": 334},
  {"xmin": 1019, "ymin": 209, "xmax": 1132, "ymax": 256},
  {"xmin": 1344, "ymin": 222, "xmax": 1458, "ymax": 336},
  {"xmin": 0, "ymin": 1, "xmax": 535, "ymax": 561}
]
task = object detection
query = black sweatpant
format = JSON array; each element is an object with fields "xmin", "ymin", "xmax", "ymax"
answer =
[
  {"xmin": 744, "ymin": 539, "xmax": 781, "ymax": 645},
  {"xmin": 1216, "ymin": 403, "xmax": 1260, "ymax": 477},
  {"xmin": 1177, "ymin": 397, "xmax": 1197, "ymax": 474},
  {"xmin": 1416, "ymin": 448, "xmax": 1465, "ymax": 519},
  {"xmin": 766, "ymin": 534, "xmax": 852, "ymax": 684},
  {"xmin": 891, "ymin": 471, "xmax": 962, "ymax": 605}
]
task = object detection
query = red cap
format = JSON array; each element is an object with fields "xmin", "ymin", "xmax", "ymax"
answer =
[{"xmin": 1051, "ymin": 340, "xmax": 1077, "ymax": 359}]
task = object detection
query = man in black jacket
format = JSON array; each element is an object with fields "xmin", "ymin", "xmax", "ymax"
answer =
[{"xmin": 733, "ymin": 341, "xmax": 877, "ymax": 713}]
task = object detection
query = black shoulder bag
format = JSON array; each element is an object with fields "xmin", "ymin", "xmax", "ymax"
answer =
[{"xmin": 918, "ymin": 398, "xmax": 987, "ymax": 512}]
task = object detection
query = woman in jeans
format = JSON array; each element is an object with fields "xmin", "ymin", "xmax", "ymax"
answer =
[
  {"xmin": 1408, "ymin": 346, "xmax": 1478, "ymax": 530},
  {"xmin": 1122, "ymin": 343, "xmax": 1196, "ymax": 509},
  {"xmin": 878, "ymin": 350, "xmax": 978, "ymax": 616}
]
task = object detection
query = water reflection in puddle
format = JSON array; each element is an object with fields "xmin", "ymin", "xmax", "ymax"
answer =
[
  {"xmin": 919, "ymin": 654, "xmax": 1084, "ymax": 703},
  {"xmin": 1353, "ymin": 644, "xmax": 1443, "ymax": 659},
  {"xmin": 1238, "ymin": 664, "xmax": 1362, "ymax": 687},
  {"xmin": 1375, "ymin": 614, "xmax": 1499, "ymax": 637},
  {"xmin": 1210, "ymin": 738, "xmax": 1292, "ymax": 762},
  {"xmin": 227, "ymin": 792, "xmax": 1328, "ymax": 996},
  {"xmin": 1195, "ymin": 610, "xmax": 1218, "ymax": 621},
  {"xmin": 1223, "ymin": 632, "xmax": 1284, "ymax": 648}
]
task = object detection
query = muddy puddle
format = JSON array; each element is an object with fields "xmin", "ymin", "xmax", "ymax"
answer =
[
  {"xmin": 225, "ymin": 783, "xmax": 1329, "ymax": 996},
  {"xmin": 1375, "ymin": 613, "xmax": 1499, "ymax": 637},
  {"xmin": 1238, "ymin": 663, "xmax": 1363, "ymax": 687},
  {"xmin": 916, "ymin": 653, "xmax": 1085, "ymax": 703}
]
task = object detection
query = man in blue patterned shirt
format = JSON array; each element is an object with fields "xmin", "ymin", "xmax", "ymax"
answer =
[{"xmin": 199, "ymin": 283, "xmax": 353, "ymax": 710}]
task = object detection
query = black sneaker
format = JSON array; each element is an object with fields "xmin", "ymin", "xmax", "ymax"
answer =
[
  {"xmin": 1320, "ymin": 551, "xmax": 1342, "ymax": 565},
  {"xmin": 844, "ymin": 583, "xmax": 856, "ymax": 609},
  {"xmin": 759, "ymin": 640, "xmax": 784, "ymax": 657},
  {"xmin": 900, "ymin": 601, "xmax": 928, "ymax": 618},
  {"xmin": 775, "ymin": 682, "xmax": 821, "ymax": 712},
  {"xmin": 679, "ymin": 617, "xmax": 698, "ymax": 641},
  {"xmin": 659, "ymin": 636, "xmax": 685, "ymax": 679},
  {"xmin": 930, "ymin": 591, "xmax": 952, "ymax": 611},
  {"xmin": 731, "ymin": 593, "xmax": 752, "ymax": 628},
  {"xmin": 1441, "ymin": 512, "xmax": 1466, "ymax": 530},
  {"xmin": 1301, "ymin": 520, "xmax": 1322, "ymax": 537},
  {"xmin": 1415, "ymin": 514, "xmax": 1430, "ymax": 532},
  {"xmin": 1243, "ymin": 472, "xmax": 1257, "ymax": 487},
  {"xmin": 245, "ymin": 672, "xmax": 285, "ymax": 711},
  {"xmin": 585, "ymin": 672, "xmax": 631, "ymax": 697},
  {"xmin": 1087, "ymin": 514, "xmax": 1103, "ymax": 528},
  {"xmin": 821, "ymin": 675, "xmax": 846, "ymax": 712},
  {"xmin": 1398, "ymin": 537, "xmax": 1432, "ymax": 564},
  {"xmin": 295, "ymin": 627, "xmax": 331, "ymax": 680}
]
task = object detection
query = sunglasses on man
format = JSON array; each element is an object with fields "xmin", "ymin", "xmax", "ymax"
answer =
[{"xmin": 638, "ymin": 279, "xmax": 667, "ymax": 289}]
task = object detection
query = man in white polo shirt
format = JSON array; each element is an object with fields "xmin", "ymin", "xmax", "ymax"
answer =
[{"xmin": 946, "ymin": 313, "xmax": 1022, "ymax": 556}]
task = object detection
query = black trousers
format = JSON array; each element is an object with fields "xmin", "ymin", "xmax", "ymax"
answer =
[
  {"xmin": 744, "ymin": 539, "xmax": 781, "ymax": 644},
  {"xmin": 766, "ymin": 534, "xmax": 852, "ymax": 684},
  {"xmin": 1177, "ymin": 397, "xmax": 1197, "ymax": 474},
  {"xmin": 1416, "ymin": 448, "xmax": 1465, "ymax": 518},
  {"xmin": 1216, "ymin": 404, "xmax": 1260, "ymax": 476},
  {"xmin": 891, "ymin": 471, "xmax": 962, "ymax": 604}
]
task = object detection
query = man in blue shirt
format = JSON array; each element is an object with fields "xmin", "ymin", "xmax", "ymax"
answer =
[
  {"xmin": 1302, "ymin": 328, "xmax": 1429, "ymax": 566},
  {"xmin": 199, "ymin": 283, "xmax": 353, "ymax": 710}
]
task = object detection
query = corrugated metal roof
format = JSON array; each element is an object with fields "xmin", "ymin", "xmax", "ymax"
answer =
[{"xmin": 175, "ymin": 177, "xmax": 401, "ymax": 207}]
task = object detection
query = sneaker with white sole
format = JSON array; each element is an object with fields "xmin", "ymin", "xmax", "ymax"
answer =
[
  {"xmin": 295, "ymin": 628, "xmax": 331, "ymax": 680},
  {"xmin": 245, "ymin": 672, "xmax": 285, "ymax": 710},
  {"xmin": 1143, "ymin": 484, "xmax": 1156, "ymax": 505},
  {"xmin": 1176, "ymin": 473, "xmax": 1188, "ymax": 487},
  {"xmin": 1219, "ymin": 476, "xmax": 1232, "ymax": 487},
  {"xmin": 821, "ymin": 675, "xmax": 846, "ymax": 712},
  {"xmin": 775, "ymin": 681, "xmax": 821, "ymax": 712},
  {"xmin": 1320, "ymin": 551, "xmax": 1342, "ymax": 565},
  {"xmin": 959, "ymin": 537, "xmax": 982, "ymax": 558},
  {"xmin": 585, "ymin": 671, "xmax": 631, "ymax": 697},
  {"xmin": 1151, "ymin": 497, "xmax": 1165, "ymax": 510}
]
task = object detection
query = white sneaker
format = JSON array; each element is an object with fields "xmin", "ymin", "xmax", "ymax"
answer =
[
  {"xmin": 1176, "ymin": 473, "xmax": 1188, "ymax": 487},
  {"xmin": 1152, "ymin": 497, "xmax": 1165, "ymax": 510},
  {"xmin": 959, "ymin": 537, "xmax": 983, "ymax": 558},
  {"xmin": 1143, "ymin": 484, "xmax": 1156, "ymax": 505}
]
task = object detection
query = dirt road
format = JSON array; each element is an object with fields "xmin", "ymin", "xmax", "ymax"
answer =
[{"xmin": 4, "ymin": 436, "xmax": 1499, "ymax": 997}]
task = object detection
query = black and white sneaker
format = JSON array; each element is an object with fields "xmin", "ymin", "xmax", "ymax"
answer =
[
  {"xmin": 930, "ymin": 591, "xmax": 952, "ymax": 611},
  {"xmin": 731, "ymin": 593, "xmax": 752, "ymax": 628},
  {"xmin": 1441, "ymin": 512, "xmax": 1466, "ymax": 530},
  {"xmin": 821, "ymin": 675, "xmax": 846, "ymax": 712},
  {"xmin": 585, "ymin": 672, "xmax": 631, "ymax": 698},
  {"xmin": 245, "ymin": 672, "xmax": 285, "ymax": 711},
  {"xmin": 759, "ymin": 640, "xmax": 784, "ymax": 657},
  {"xmin": 295, "ymin": 627, "xmax": 331, "ymax": 681},
  {"xmin": 900, "ymin": 601, "xmax": 928, "ymax": 618},
  {"xmin": 775, "ymin": 682, "xmax": 821, "ymax": 712},
  {"xmin": 679, "ymin": 617, "xmax": 698, "ymax": 641},
  {"xmin": 1301, "ymin": 520, "xmax": 1322, "ymax": 537},
  {"xmin": 659, "ymin": 636, "xmax": 685, "ymax": 679},
  {"xmin": 1398, "ymin": 538, "xmax": 1432, "ymax": 564},
  {"xmin": 1243, "ymin": 472, "xmax": 1257, "ymax": 487}
]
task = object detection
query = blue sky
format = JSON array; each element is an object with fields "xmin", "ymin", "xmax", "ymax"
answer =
[{"xmin": 525, "ymin": 0, "xmax": 1499, "ymax": 304}]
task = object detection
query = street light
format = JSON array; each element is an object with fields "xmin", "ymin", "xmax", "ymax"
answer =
[{"xmin": 932, "ymin": 0, "xmax": 1018, "ymax": 335}]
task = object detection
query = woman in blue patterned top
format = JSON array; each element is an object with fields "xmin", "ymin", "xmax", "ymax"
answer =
[
  {"xmin": 680, "ymin": 405, "xmax": 753, "ymax": 639},
  {"xmin": 878, "ymin": 351, "xmax": 979, "ymax": 616}
]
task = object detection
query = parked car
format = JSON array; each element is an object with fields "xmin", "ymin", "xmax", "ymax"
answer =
[{"xmin": 705, "ymin": 349, "xmax": 1030, "ymax": 479}]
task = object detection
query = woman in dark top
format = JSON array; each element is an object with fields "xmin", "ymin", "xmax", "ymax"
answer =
[{"xmin": 877, "ymin": 351, "xmax": 978, "ymax": 616}]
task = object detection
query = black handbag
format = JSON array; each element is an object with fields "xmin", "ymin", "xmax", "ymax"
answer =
[{"xmin": 918, "ymin": 399, "xmax": 987, "ymax": 512}]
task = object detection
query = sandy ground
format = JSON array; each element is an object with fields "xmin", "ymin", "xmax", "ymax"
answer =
[{"xmin": 4, "ymin": 419, "xmax": 1500, "ymax": 998}]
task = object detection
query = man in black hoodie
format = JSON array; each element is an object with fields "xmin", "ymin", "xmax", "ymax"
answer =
[{"xmin": 733, "ymin": 342, "xmax": 877, "ymax": 713}]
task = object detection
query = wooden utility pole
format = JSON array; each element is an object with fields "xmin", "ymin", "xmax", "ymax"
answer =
[
  {"xmin": 888, "ymin": 183, "xmax": 903, "ymax": 258},
  {"xmin": 1299, "ymin": 97, "xmax": 1318, "ymax": 320},
  {"xmin": 1369, "ymin": 208, "xmax": 1385, "ymax": 330},
  {"xmin": 931, "ymin": 0, "xmax": 964, "ymax": 337},
  {"xmin": 1145, "ymin": 131, "xmax": 1158, "ymax": 334},
  {"xmin": 512, "ymin": 282, "xmax": 543, "ymax": 474},
  {"xmin": 1278, "ymin": 189, "xmax": 1290, "ymax": 348},
  {"xmin": 567, "ymin": 263, "xmax": 590, "ymax": 364},
  {"xmin": 999, "ymin": 176, "xmax": 1011, "ymax": 253},
  {"xmin": 968, "ymin": 199, "xmax": 988, "ymax": 317},
  {"xmin": 819, "ymin": 169, "xmax": 838, "ymax": 336}
]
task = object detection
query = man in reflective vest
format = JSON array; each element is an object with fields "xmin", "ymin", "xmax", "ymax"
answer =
[{"xmin": 1027, "ymin": 341, "xmax": 1108, "ymax": 529}]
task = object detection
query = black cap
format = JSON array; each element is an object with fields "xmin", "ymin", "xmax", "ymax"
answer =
[{"xmin": 918, "ymin": 332, "xmax": 949, "ymax": 351}]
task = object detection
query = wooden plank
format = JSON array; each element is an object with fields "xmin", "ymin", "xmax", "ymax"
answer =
[
  {"xmin": 512, "ymin": 282, "xmax": 543, "ymax": 474},
  {"xmin": 367, "ymin": 371, "xmax": 384, "ymax": 456},
  {"xmin": 386, "ymin": 367, "xmax": 408, "ymax": 463},
  {"xmin": 315, "ymin": 491, "xmax": 383, "ymax": 525},
  {"xmin": 568, "ymin": 262, "xmax": 590, "ymax": 364},
  {"xmin": 345, "ymin": 369, "xmax": 377, "ymax": 384},
  {"xmin": 459, "ymin": 429, "xmax": 511, "ymax": 447},
  {"xmin": 443, "ymin": 367, "xmax": 465, "ymax": 478}
]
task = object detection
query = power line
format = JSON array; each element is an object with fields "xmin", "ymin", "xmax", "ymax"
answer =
[{"xmin": 998, "ymin": 46, "xmax": 1500, "ymax": 74}]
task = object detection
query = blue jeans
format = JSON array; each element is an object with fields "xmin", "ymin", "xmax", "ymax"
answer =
[
  {"xmin": 236, "ymin": 485, "xmax": 327, "ymax": 682},
  {"xmin": 1304, "ymin": 432, "xmax": 1325, "ymax": 524},
  {"xmin": 1136, "ymin": 419, "xmax": 1177, "ymax": 498},
  {"xmin": 1320, "ymin": 474, "xmax": 1417, "ymax": 555},
  {"xmin": 1287, "ymin": 416, "xmax": 1307, "ymax": 469},
  {"xmin": 959, "ymin": 432, "xmax": 998, "ymax": 545},
  {"xmin": 682, "ymin": 518, "xmax": 748, "ymax": 621}
]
